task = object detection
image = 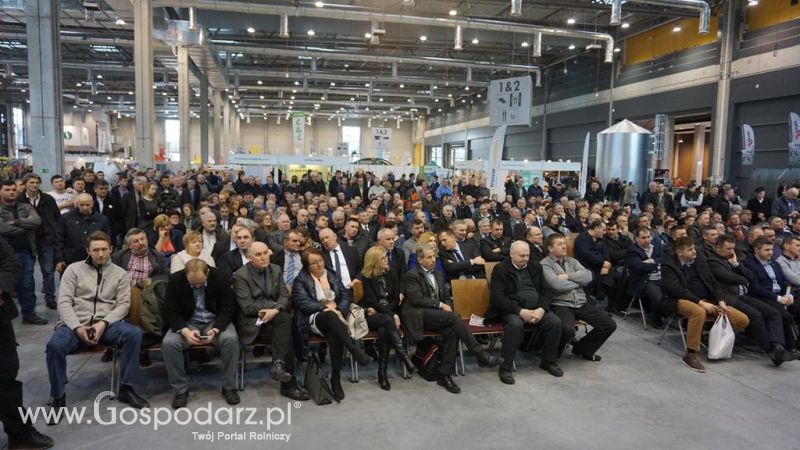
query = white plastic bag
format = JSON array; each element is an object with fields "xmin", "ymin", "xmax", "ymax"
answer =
[{"xmin": 707, "ymin": 315, "xmax": 735, "ymax": 360}]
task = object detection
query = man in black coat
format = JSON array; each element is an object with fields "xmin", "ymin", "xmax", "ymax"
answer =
[
  {"xmin": 319, "ymin": 228, "xmax": 360, "ymax": 289},
  {"xmin": 625, "ymin": 228, "xmax": 666, "ymax": 326},
  {"xmin": 438, "ymin": 229, "xmax": 485, "ymax": 280},
  {"xmin": 0, "ymin": 237, "xmax": 54, "ymax": 448},
  {"xmin": 55, "ymin": 193, "xmax": 112, "ymax": 270},
  {"xmin": 93, "ymin": 180, "xmax": 124, "ymax": 246},
  {"xmin": 525, "ymin": 226, "xmax": 548, "ymax": 262},
  {"xmin": 480, "ymin": 219, "xmax": 512, "ymax": 262},
  {"xmin": 746, "ymin": 187, "xmax": 772, "ymax": 224},
  {"xmin": 376, "ymin": 227, "xmax": 406, "ymax": 281},
  {"xmin": 401, "ymin": 244, "xmax": 501, "ymax": 394},
  {"xmin": 161, "ymin": 260, "xmax": 240, "ymax": 408},
  {"xmin": 216, "ymin": 225, "xmax": 252, "ymax": 278},
  {"xmin": 573, "ymin": 221, "xmax": 611, "ymax": 304},
  {"xmin": 661, "ymin": 237, "xmax": 750, "ymax": 373},
  {"xmin": 487, "ymin": 241, "xmax": 562, "ymax": 383},
  {"xmin": 19, "ymin": 173, "xmax": 60, "ymax": 310},
  {"xmin": 707, "ymin": 235, "xmax": 797, "ymax": 365}
]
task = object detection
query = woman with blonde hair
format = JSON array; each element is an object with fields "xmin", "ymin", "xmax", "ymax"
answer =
[
  {"xmin": 356, "ymin": 246, "xmax": 415, "ymax": 390},
  {"xmin": 147, "ymin": 213, "xmax": 184, "ymax": 259},
  {"xmin": 170, "ymin": 231, "xmax": 216, "ymax": 273}
]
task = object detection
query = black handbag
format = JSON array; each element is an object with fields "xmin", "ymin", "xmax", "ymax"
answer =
[
  {"xmin": 303, "ymin": 354, "xmax": 337, "ymax": 405},
  {"xmin": 411, "ymin": 340, "xmax": 440, "ymax": 382}
]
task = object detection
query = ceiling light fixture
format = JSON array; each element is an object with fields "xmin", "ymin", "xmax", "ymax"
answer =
[
  {"xmin": 419, "ymin": 35, "xmax": 427, "ymax": 42},
  {"xmin": 365, "ymin": 32, "xmax": 372, "ymax": 38},
  {"xmin": 472, "ymin": 37, "xmax": 479, "ymax": 44},
  {"xmin": 257, "ymin": 80, "xmax": 263, "ymax": 85},
  {"xmin": 315, "ymin": 1, "xmax": 324, "ymax": 7},
  {"xmin": 399, "ymin": 84, "xmax": 405, "ymax": 88},
  {"xmin": 521, "ymin": 41, "xmax": 529, "ymax": 47},
  {"xmin": 115, "ymin": 18, "xmax": 126, "ymax": 25},
  {"xmin": 449, "ymin": 9, "xmax": 457, "ymax": 16},
  {"xmin": 567, "ymin": 17, "xmax": 576, "ymax": 24},
  {"xmin": 621, "ymin": 22, "xmax": 630, "ymax": 29},
  {"xmin": 307, "ymin": 29, "xmax": 316, "ymax": 36},
  {"xmin": 614, "ymin": 47, "xmax": 621, "ymax": 53},
  {"xmin": 672, "ymin": 25, "xmax": 682, "ymax": 32},
  {"xmin": 247, "ymin": 27, "xmax": 255, "ymax": 33},
  {"xmin": 568, "ymin": 44, "xmax": 576, "ymax": 50}
]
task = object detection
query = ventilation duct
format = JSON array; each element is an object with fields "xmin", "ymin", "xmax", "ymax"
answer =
[
  {"xmin": 454, "ymin": 25, "xmax": 463, "ymax": 51},
  {"xmin": 611, "ymin": 0, "xmax": 711, "ymax": 34},
  {"xmin": 279, "ymin": 13, "xmax": 289, "ymax": 38},
  {"xmin": 533, "ymin": 32, "xmax": 542, "ymax": 57},
  {"xmin": 510, "ymin": 0, "xmax": 522, "ymax": 16},
  {"xmin": 153, "ymin": 0, "xmax": 615, "ymax": 62}
]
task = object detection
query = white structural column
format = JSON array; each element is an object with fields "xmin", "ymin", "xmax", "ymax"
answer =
[
  {"xmin": 25, "ymin": 0, "xmax": 63, "ymax": 188},
  {"xmin": 222, "ymin": 96, "xmax": 231, "ymax": 159},
  {"xmin": 711, "ymin": 0, "xmax": 736, "ymax": 181},
  {"xmin": 200, "ymin": 76, "xmax": 209, "ymax": 164},
  {"xmin": 133, "ymin": 0, "xmax": 155, "ymax": 167},
  {"xmin": 233, "ymin": 113, "xmax": 240, "ymax": 148},
  {"xmin": 213, "ymin": 89, "xmax": 222, "ymax": 163},
  {"xmin": 177, "ymin": 45, "xmax": 191, "ymax": 168},
  {"xmin": 694, "ymin": 124, "xmax": 706, "ymax": 182}
]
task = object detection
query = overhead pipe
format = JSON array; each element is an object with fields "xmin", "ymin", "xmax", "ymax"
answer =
[
  {"xmin": 279, "ymin": 13, "xmax": 289, "ymax": 38},
  {"xmin": 454, "ymin": 25, "xmax": 463, "ymax": 51},
  {"xmin": 213, "ymin": 44, "xmax": 543, "ymax": 75},
  {"xmin": 235, "ymin": 68, "xmax": 488, "ymax": 88},
  {"xmin": 510, "ymin": 0, "xmax": 522, "ymax": 16},
  {"xmin": 153, "ymin": 0, "xmax": 616, "ymax": 62},
  {"xmin": 612, "ymin": 0, "xmax": 711, "ymax": 34},
  {"xmin": 533, "ymin": 32, "xmax": 542, "ymax": 57}
]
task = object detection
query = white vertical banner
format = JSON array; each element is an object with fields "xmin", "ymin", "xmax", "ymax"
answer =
[
  {"xmin": 292, "ymin": 112, "xmax": 305, "ymax": 154},
  {"xmin": 372, "ymin": 127, "xmax": 392, "ymax": 158},
  {"xmin": 487, "ymin": 125, "xmax": 507, "ymax": 196},
  {"xmin": 579, "ymin": 132, "xmax": 590, "ymax": 196},
  {"xmin": 741, "ymin": 124, "xmax": 755, "ymax": 166},
  {"xmin": 789, "ymin": 113, "xmax": 800, "ymax": 167}
]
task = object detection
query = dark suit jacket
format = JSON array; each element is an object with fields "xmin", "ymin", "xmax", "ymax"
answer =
[
  {"xmin": 122, "ymin": 191, "xmax": 140, "ymax": 231},
  {"xmin": 163, "ymin": 267, "xmax": 235, "ymax": 333},
  {"xmin": 439, "ymin": 243, "xmax": 484, "ymax": 279},
  {"xmin": 706, "ymin": 251, "xmax": 753, "ymax": 305},
  {"xmin": 211, "ymin": 240, "xmax": 233, "ymax": 261},
  {"xmin": 386, "ymin": 246, "xmax": 407, "ymax": 281},
  {"xmin": 401, "ymin": 266, "xmax": 451, "ymax": 342},
  {"xmin": 512, "ymin": 222, "xmax": 530, "ymax": 241},
  {"xmin": 660, "ymin": 254, "xmax": 723, "ymax": 315},
  {"xmin": 747, "ymin": 197, "xmax": 772, "ymax": 221},
  {"xmin": 744, "ymin": 256, "xmax": 787, "ymax": 302},
  {"xmin": 624, "ymin": 244, "xmax": 664, "ymax": 297},
  {"xmin": 111, "ymin": 248, "xmax": 168, "ymax": 281},
  {"xmin": 217, "ymin": 248, "xmax": 247, "ymax": 277},
  {"xmin": 232, "ymin": 263, "xmax": 289, "ymax": 344},
  {"xmin": 322, "ymin": 245, "xmax": 361, "ymax": 282},
  {"xmin": 93, "ymin": 195, "xmax": 123, "ymax": 237},
  {"xmin": 487, "ymin": 258, "xmax": 552, "ymax": 322},
  {"xmin": 528, "ymin": 242, "xmax": 547, "ymax": 262},
  {"xmin": 573, "ymin": 231, "xmax": 610, "ymax": 271},
  {"xmin": 480, "ymin": 235, "xmax": 512, "ymax": 262}
]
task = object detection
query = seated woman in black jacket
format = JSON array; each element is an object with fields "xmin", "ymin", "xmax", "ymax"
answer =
[
  {"xmin": 291, "ymin": 248, "xmax": 371, "ymax": 401},
  {"xmin": 356, "ymin": 246, "xmax": 415, "ymax": 391}
]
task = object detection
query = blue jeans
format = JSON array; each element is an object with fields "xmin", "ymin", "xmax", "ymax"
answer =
[
  {"xmin": 46, "ymin": 321, "xmax": 143, "ymax": 399},
  {"xmin": 37, "ymin": 245, "xmax": 56, "ymax": 305},
  {"xmin": 14, "ymin": 251, "xmax": 35, "ymax": 316}
]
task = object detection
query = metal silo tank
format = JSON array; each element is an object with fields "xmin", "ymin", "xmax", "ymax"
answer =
[{"xmin": 596, "ymin": 119, "xmax": 652, "ymax": 190}]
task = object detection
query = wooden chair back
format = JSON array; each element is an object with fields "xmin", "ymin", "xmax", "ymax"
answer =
[{"xmin": 451, "ymin": 279, "xmax": 490, "ymax": 320}]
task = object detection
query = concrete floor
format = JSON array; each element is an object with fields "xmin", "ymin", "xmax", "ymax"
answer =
[{"xmin": 4, "ymin": 275, "xmax": 800, "ymax": 450}]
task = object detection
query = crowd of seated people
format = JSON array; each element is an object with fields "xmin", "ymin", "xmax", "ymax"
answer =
[{"xmin": 2, "ymin": 169, "xmax": 800, "ymax": 449}]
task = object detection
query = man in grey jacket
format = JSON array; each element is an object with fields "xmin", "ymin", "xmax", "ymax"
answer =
[
  {"xmin": 0, "ymin": 179, "xmax": 44, "ymax": 325},
  {"xmin": 45, "ymin": 231, "xmax": 149, "ymax": 424},
  {"xmin": 541, "ymin": 233, "xmax": 617, "ymax": 361}
]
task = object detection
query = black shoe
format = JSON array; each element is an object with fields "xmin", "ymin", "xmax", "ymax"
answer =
[
  {"xmin": 45, "ymin": 301, "xmax": 57, "ymax": 311},
  {"xmin": 270, "ymin": 360, "xmax": 293, "ymax": 383},
  {"xmin": 139, "ymin": 352, "xmax": 152, "ymax": 367},
  {"xmin": 769, "ymin": 345, "xmax": 797, "ymax": 367},
  {"xmin": 8, "ymin": 428, "xmax": 54, "ymax": 450},
  {"xmin": 45, "ymin": 396, "xmax": 66, "ymax": 426},
  {"xmin": 647, "ymin": 314, "xmax": 664, "ymax": 329},
  {"xmin": 117, "ymin": 385, "xmax": 149, "ymax": 409},
  {"xmin": 606, "ymin": 307, "xmax": 624, "ymax": 317},
  {"xmin": 539, "ymin": 361, "xmax": 564, "ymax": 377},
  {"xmin": 498, "ymin": 367, "xmax": 515, "ymax": 385},
  {"xmin": 378, "ymin": 367, "xmax": 391, "ymax": 391},
  {"xmin": 572, "ymin": 349, "xmax": 602, "ymax": 361},
  {"xmin": 171, "ymin": 392, "xmax": 189, "ymax": 409},
  {"xmin": 22, "ymin": 314, "xmax": 47, "ymax": 325},
  {"xmin": 222, "ymin": 388, "xmax": 241, "ymax": 405},
  {"xmin": 280, "ymin": 383, "xmax": 311, "ymax": 401},
  {"xmin": 436, "ymin": 374, "xmax": 461, "ymax": 394},
  {"xmin": 476, "ymin": 350, "xmax": 503, "ymax": 368},
  {"xmin": 101, "ymin": 348, "xmax": 113, "ymax": 363},
  {"xmin": 253, "ymin": 346, "xmax": 266, "ymax": 357},
  {"xmin": 330, "ymin": 371, "xmax": 345, "ymax": 401}
]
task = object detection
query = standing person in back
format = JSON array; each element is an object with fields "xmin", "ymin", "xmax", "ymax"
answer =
[{"xmin": 0, "ymin": 180, "xmax": 44, "ymax": 325}]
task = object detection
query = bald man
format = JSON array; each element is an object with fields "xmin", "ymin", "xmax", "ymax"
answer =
[
  {"xmin": 55, "ymin": 193, "xmax": 112, "ymax": 270},
  {"xmin": 232, "ymin": 242, "xmax": 310, "ymax": 401}
]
